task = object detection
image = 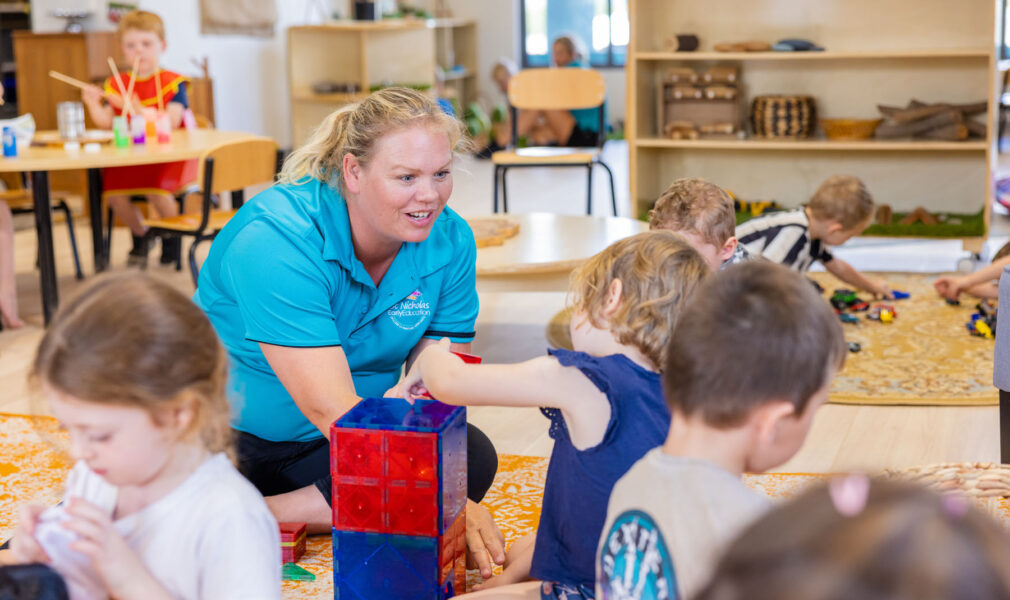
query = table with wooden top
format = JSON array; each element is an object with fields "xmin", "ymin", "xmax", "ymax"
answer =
[
  {"xmin": 472, "ymin": 212, "xmax": 648, "ymax": 293},
  {"xmin": 0, "ymin": 129, "xmax": 253, "ymax": 323}
]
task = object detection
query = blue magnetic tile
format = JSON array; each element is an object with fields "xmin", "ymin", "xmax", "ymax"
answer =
[
  {"xmin": 439, "ymin": 408, "xmax": 467, "ymax": 532},
  {"xmin": 337, "ymin": 398, "xmax": 464, "ymax": 433},
  {"xmin": 333, "ymin": 529, "xmax": 444, "ymax": 600}
]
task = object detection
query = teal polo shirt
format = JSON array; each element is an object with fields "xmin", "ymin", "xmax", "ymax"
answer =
[
  {"xmin": 194, "ymin": 178, "xmax": 478, "ymax": 443},
  {"xmin": 565, "ymin": 60, "xmax": 606, "ymax": 135}
]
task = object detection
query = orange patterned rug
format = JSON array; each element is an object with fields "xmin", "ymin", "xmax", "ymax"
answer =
[{"xmin": 3, "ymin": 414, "xmax": 1008, "ymax": 598}]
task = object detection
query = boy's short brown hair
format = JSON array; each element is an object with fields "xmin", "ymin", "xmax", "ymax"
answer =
[
  {"xmin": 118, "ymin": 10, "xmax": 165, "ymax": 41},
  {"xmin": 808, "ymin": 175, "xmax": 874, "ymax": 230},
  {"xmin": 569, "ymin": 230, "xmax": 710, "ymax": 369},
  {"xmin": 649, "ymin": 178, "xmax": 735, "ymax": 247},
  {"xmin": 664, "ymin": 261, "xmax": 846, "ymax": 427}
]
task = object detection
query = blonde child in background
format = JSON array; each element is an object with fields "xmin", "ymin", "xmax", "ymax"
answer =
[
  {"xmin": 81, "ymin": 10, "xmax": 197, "ymax": 268},
  {"xmin": 933, "ymin": 241, "xmax": 1010, "ymax": 301},
  {"xmin": 736, "ymin": 175, "xmax": 893, "ymax": 297},
  {"xmin": 0, "ymin": 81, "xmax": 22, "ymax": 329},
  {"xmin": 0, "ymin": 273, "xmax": 280, "ymax": 599},
  {"xmin": 649, "ymin": 177, "xmax": 754, "ymax": 270},
  {"xmin": 392, "ymin": 231, "xmax": 710, "ymax": 599},
  {"xmin": 597, "ymin": 261, "xmax": 846, "ymax": 599},
  {"xmin": 695, "ymin": 478, "xmax": 1010, "ymax": 600}
]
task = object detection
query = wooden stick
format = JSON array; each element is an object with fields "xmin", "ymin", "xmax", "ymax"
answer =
[
  {"xmin": 107, "ymin": 57, "xmax": 133, "ymax": 116},
  {"xmin": 155, "ymin": 68, "xmax": 164, "ymax": 113},
  {"xmin": 875, "ymin": 109, "xmax": 961, "ymax": 139},
  {"xmin": 124, "ymin": 57, "xmax": 140, "ymax": 116},
  {"xmin": 48, "ymin": 70, "xmax": 95, "ymax": 91}
]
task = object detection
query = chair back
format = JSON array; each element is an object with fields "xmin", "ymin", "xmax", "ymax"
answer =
[
  {"xmin": 198, "ymin": 136, "xmax": 279, "ymax": 196},
  {"xmin": 507, "ymin": 68, "xmax": 605, "ymax": 111}
]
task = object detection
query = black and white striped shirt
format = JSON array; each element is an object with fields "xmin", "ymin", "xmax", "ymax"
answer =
[{"xmin": 735, "ymin": 209, "xmax": 833, "ymax": 272}]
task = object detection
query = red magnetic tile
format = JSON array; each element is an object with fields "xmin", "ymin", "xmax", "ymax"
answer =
[
  {"xmin": 387, "ymin": 483, "xmax": 438, "ymax": 536},
  {"xmin": 335, "ymin": 480, "xmax": 385, "ymax": 532},
  {"xmin": 334, "ymin": 429, "xmax": 385, "ymax": 479},
  {"xmin": 387, "ymin": 432, "xmax": 438, "ymax": 482}
]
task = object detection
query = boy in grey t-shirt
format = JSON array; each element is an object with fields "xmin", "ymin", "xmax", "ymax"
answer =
[{"xmin": 596, "ymin": 262, "xmax": 847, "ymax": 600}]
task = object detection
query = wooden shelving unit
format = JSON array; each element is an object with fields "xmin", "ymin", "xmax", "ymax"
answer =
[
  {"xmin": 287, "ymin": 18, "xmax": 476, "ymax": 148},
  {"xmin": 627, "ymin": 0, "xmax": 1000, "ymax": 249}
]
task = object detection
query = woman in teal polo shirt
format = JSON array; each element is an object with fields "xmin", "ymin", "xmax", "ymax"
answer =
[
  {"xmin": 515, "ymin": 33, "xmax": 605, "ymax": 147},
  {"xmin": 194, "ymin": 88, "xmax": 505, "ymax": 576}
]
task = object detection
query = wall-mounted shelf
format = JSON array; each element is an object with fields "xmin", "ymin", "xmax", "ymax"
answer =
[
  {"xmin": 636, "ymin": 49, "xmax": 991, "ymax": 61},
  {"xmin": 634, "ymin": 138, "xmax": 989, "ymax": 151}
]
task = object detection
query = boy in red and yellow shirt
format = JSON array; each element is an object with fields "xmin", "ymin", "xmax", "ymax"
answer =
[{"xmin": 82, "ymin": 10, "xmax": 197, "ymax": 267}]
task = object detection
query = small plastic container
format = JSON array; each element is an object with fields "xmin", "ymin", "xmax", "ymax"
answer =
[
  {"xmin": 2, "ymin": 126, "xmax": 16, "ymax": 158},
  {"xmin": 112, "ymin": 116, "xmax": 130, "ymax": 148},
  {"xmin": 130, "ymin": 115, "xmax": 146, "ymax": 145},
  {"xmin": 155, "ymin": 113, "xmax": 172, "ymax": 144}
]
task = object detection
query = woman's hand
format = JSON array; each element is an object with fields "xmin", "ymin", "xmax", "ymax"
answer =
[
  {"xmin": 8, "ymin": 504, "xmax": 50, "ymax": 564},
  {"xmin": 465, "ymin": 499, "xmax": 506, "ymax": 580},
  {"xmin": 63, "ymin": 498, "xmax": 169, "ymax": 599}
]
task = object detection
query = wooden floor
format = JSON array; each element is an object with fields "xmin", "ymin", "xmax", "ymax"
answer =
[{"xmin": 0, "ymin": 218, "xmax": 1000, "ymax": 474}]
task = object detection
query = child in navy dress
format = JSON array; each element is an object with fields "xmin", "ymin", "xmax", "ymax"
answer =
[{"xmin": 392, "ymin": 230, "xmax": 711, "ymax": 599}]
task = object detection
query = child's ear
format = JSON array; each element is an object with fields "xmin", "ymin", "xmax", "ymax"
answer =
[
  {"xmin": 167, "ymin": 393, "xmax": 199, "ymax": 438},
  {"xmin": 825, "ymin": 221, "xmax": 845, "ymax": 235},
  {"xmin": 719, "ymin": 237, "xmax": 738, "ymax": 262},
  {"xmin": 600, "ymin": 278, "xmax": 623, "ymax": 318},
  {"xmin": 751, "ymin": 400, "xmax": 796, "ymax": 446}
]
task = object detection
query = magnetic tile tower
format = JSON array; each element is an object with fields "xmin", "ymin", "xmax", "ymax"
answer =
[{"xmin": 331, "ymin": 397, "xmax": 467, "ymax": 599}]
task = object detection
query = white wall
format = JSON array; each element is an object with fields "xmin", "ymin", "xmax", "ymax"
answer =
[{"xmin": 31, "ymin": 0, "xmax": 625, "ymax": 145}]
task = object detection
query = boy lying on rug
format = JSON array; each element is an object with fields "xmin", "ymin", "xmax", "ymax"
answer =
[
  {"xmin": 737, "ymin": 175, "xmax": 893, "ymax": 299},
  {"xmin": 597, "ymin": 261, "xmax": 847, "ymax": 599}
]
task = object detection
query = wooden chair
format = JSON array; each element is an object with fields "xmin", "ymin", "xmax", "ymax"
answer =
[
  {"xmin": 142, "ymin": 136, "xmax": 279, "ymax": 286},
  {"xmin": 491, "ymin": 68, "xmax": 617, "ymax": 216},
  {"xmin": 1, "ymin": 183, "xmax": 84, "ymax": 281}
]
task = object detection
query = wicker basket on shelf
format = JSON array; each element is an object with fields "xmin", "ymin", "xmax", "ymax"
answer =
[{"xmin": 750, "ymin": 95, "xmax": 817, "ymax": 138}]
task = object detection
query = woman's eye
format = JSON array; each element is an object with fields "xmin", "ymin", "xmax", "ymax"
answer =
[
  {"xmin": 400, "ymin": 175, "xmax": 415, "ymax": 183},
  {"xmin": 435, "ymin": 170, "xmax": 450, "ymax": 179}
]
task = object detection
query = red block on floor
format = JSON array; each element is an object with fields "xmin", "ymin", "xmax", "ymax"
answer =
[{"xmin": 279, "ymin": 522, "xmax": 306, "ymax": 563}]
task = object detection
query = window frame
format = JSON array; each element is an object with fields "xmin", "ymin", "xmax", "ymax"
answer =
[{"xmin": 518, "ymin": 0, "xmax": 626, "ymax": 70}]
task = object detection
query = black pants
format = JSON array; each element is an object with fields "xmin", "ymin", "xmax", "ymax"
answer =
[{"xmin": 235, "ymin": 423, "xmax": 498, "ymax": 504}]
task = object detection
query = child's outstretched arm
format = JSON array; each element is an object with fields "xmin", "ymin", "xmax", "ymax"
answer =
[
  {"xmin": 824, "ymin": 257, "xmax": 893, "ymax": 298},
  {"xmin": 393, "ymin": 338, "xmax": 611, "ymax": 449},
  {"xmin": 934, "ymin": 255, "xmax": 1010, "ymax": 300}
]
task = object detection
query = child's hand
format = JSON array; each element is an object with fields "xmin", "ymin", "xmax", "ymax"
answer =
[
  {"xmin": 81, "ymin": 85, "xmax": 105, "ymax": 106},
  {"xmin": 874, "ymin": 282, "xmax": 894, "ymax": 300},
  {"xmin": 397, "ymin": 338, "xmax": 453, "ymax": 402},
  {"xmin": 934, "ymin": 276, "xmax": 963, "ymax": 300},
  {"xmin": 9, "ymin": 504, "xmax": 51, "ymax": 564},
  {"xmin": 63, "ymin": 498, "xmax": 156, "ymax": 598}
]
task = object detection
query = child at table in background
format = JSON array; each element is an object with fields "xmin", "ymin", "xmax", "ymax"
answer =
[
  {"xmin": 81, "ymin": 9, "xmax": 197, "ymax": 268},
  {"xmin": 392, "ymin": 231, "xmax": 710, "ymax": 599},
  {"xmin": 736, "ymin": 175, "xmax": 893, "ymax": 298},
  {"xmin": 0, "ymin": 273, "xmax": 280, "ymax": 599},
  {"xmin": 694, "ymin": 478, "xmax": 1010, "ymax": 600},
  {"xmin": 649, "ymin": 177, "xmax": 755, "ymax": 270},
  {"xmin": 0, "ymin": 82, "xmax": 22, "ymax": 329},
  {"xmin": 933, "ymin": 241, "xmax": 1010, "ymax": 301},
  {"xmin": 596, "ymin": 261, "xmax": 845, "ymax": 599}
]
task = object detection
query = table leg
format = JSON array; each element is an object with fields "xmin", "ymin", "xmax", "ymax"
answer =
[
  {"xmin": 1002, "ymin": 390, "xmax": 1010, "ymax": 464},
  {"xmin": 31, "ymin": 171, "xmax": 58, "ymax": 325},
  {"xmin": 87, "ymin": 168, "xmax": 106, "ymax": 272}
]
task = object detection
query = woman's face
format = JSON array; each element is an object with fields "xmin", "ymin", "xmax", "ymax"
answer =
[
  {"xmin": 553, "ymin": 41, "xmax": 574, "ymax": 67},
  {"xmin": 344, "ymin": 124, "xmax": 453, "ymax": 250}
]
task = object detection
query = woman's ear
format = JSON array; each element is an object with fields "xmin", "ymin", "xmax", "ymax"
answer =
[
  {"xmin": 343, "ymin": 153, "xmax": 362, "ymax": 194},
  {"xmin": 601, "ymin": 278, "xmax": 623, "ymax": 318}
]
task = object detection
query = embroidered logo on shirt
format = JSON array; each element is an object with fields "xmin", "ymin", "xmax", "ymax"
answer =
[
  {"xmin": 598, "ymin": 510, "xmax": 678, "ymax": 600},
  {"xmin": 387, "ymin": 288, "xmax": 431, "ymax": 330}
]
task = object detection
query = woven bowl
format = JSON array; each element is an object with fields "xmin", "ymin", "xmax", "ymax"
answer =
[{"xmin": 820, "ymin": 118, "xmax": 883, "ymax": 140}]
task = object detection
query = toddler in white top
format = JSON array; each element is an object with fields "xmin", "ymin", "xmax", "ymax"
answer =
[{"xmin": 0, "ymin": 273, "xmax": 281, "ymax": 600}]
